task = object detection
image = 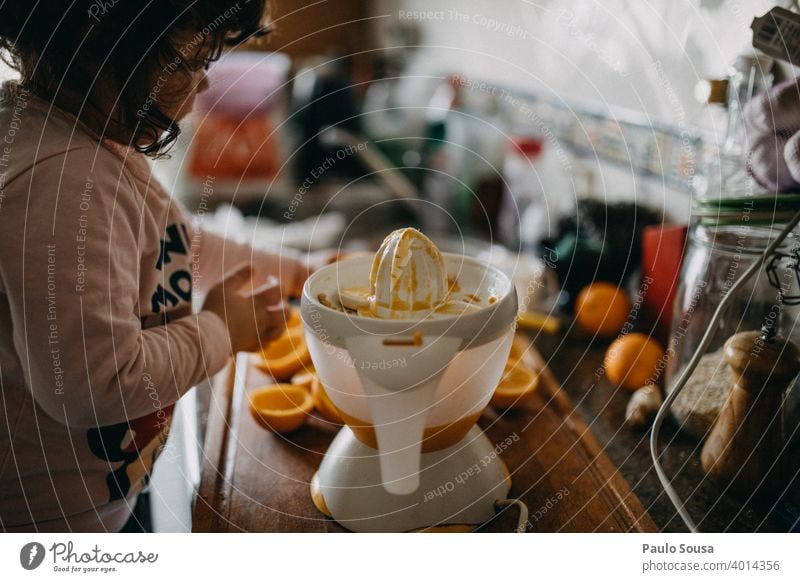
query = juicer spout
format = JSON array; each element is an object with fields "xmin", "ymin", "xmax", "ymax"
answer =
[{"xmin": 345, "ymin": 334, "xmax": 461, "ymax": 495}]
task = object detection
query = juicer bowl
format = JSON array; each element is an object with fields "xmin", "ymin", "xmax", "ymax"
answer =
[{"xmin": 300, "ymin": 252, "xmax": 518, "ymax": 493}]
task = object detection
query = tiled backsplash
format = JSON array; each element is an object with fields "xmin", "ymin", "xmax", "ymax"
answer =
[
  {"xmin": 500, "ymin": 87, "xmax": 706, "ymax": 195},
  {"xmin": 445, "ymin": 74, "xmax": 713, "ymax": 222}
]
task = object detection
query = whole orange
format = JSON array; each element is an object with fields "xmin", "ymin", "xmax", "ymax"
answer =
[
  {"xmin": 574, "ymin": 282, "xmax": 631, "ymax": 337},
  {"xmin": 603, "ymin": 333, "xmax": 665, "ymax": 390}
]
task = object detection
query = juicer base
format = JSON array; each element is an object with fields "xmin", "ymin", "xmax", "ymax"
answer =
[{"xmin": 312, "ymin": 425, "xmax": 512, "ymax": 532}]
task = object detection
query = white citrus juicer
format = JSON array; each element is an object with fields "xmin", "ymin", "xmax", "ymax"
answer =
[{"xmin": 301, "ymin": 229, "xmax": 519, "ymax": 532}]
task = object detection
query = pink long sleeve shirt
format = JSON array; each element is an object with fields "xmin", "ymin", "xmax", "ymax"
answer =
[{"xmin": 0, "ymin": 83, "xmax": 299, "ymax": 532}]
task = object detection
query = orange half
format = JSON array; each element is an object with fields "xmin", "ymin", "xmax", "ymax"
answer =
[
  {"xmin": 284, "ymin": 307, "xmax": 303, "ymax": 332},
  {"xmin": 290, "ymin": 364, "xmax": 317, "ymax": 390},
  {"xmin": 490, "ymin": 360, "xmax": 539, "ymax": 409},
  {"xmin": 311, "ymin": 376, "xmax": 344, "ymax": 424},
  {"xmin": 507, "ymin": 335, "xmax": 530, "ymax": 364},
  {"xmin": 257, "ymin": 331, "xmax": 311, "ymax": 381},
  {"xmin": 249, "ymin": 384, "xmax": 314, "ymax": 433}
]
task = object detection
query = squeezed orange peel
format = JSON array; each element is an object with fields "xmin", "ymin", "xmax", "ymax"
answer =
[
  {"xmin": 311, "ymin": 376, "xmax": 344, "ymax": 424},
  {"xmin": 257, "ymin": 314, "xmax": 311, "ymax": 381},
  {"xmin": 506, "ymin": 335, "xmax": 530, "ymax": 364},
  {"xmin": 284, "ymin": 307, "xmax": 302, "ymax": 330},
  {"xmin": 248, "ymin": 384, "xmax": 314, "ymax": 433},
  {"xmin": 290, "ymin": 365, "xmax": 317, "ymax": 390},
  {"xmin": 489, "ymin": 348, "xmax": 540, "ymax": 409}
]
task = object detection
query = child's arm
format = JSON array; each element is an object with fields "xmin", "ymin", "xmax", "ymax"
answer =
[
  {"xmin": 189, "ymin": 223, "xmax": 308, "ymax": 299},
  {"xmin": 14, "ymin": 148, "xmax": 232, "ymax": 428}
]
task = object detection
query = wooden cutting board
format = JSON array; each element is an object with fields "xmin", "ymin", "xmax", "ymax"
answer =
[{"xmin": 193, "ymin": 337, "xmax": 657, "ymax": 532}]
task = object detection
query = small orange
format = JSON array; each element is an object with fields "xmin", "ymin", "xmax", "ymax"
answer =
[
  {"xmin": 311, "ymin": 376, "xmax": 344, "ymax": 424},
  {"xmin": 603, "ymin": 333, "xmax": 665, "ymax": 391},
  {"xmin": 574, "ymin": 282, "xmax": 631, "ymax": 337},
  {"xmin": 257, "ymin": 332, "xmax": 311, "ymax": 381},
  {"xmin": 489, "ymin": 360, "xmax": 539, "ymax": 409},
  {"xmin": 248, "ymin": 384, "xmax": 314, "ymax": 433}
]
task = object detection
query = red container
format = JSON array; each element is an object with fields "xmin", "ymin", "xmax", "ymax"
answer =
[{"xmin": 640, "ymin": 224, "xmax": 687, "ymax": 346}]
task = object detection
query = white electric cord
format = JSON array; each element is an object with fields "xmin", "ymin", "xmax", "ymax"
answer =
[
  {"xmin": 496, "ymin": 498, "xmax": 530, "ymax": 532},
  {"xmin": 650, "ymin": 207, "xmax": 800, "ymax": 533}
]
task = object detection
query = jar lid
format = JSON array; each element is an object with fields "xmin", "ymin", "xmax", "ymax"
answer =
[{"xmin": 692, "ymin": 193, "xmax": 800, "ymax": 226}]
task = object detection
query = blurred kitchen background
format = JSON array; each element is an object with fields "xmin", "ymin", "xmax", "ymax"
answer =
[
  {"xmin": 146, "ymin": 0, "xmax": 788, "ymax": 315},
  {"xmin": 158, "ymin": 0, "xmax": 781, "ymax": 218},
  {"xmin": 0, "ymin": 0, "xmax": 783, "ymax": 288},
  {"xmin": 160, "ymin": 0, "xmax": 794, "ymax": 532},
  {"xmin": 4, "ymin": 0, "xmax": 797, "ymax": 532}
]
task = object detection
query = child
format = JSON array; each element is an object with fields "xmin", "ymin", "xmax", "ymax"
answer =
[{"xmin": 0, "ymin": 1, "xmax": 304, "ymax": 531}]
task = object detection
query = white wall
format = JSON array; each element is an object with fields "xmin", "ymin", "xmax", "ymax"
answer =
[{"xmin": 375, "ymin": 0, "xmax": 787, "ymax": 136}]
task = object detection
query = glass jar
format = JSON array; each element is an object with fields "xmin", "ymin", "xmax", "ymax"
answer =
[{"xmin": 665, "ymin": 197, "xmax": 800, "ymax": 439}]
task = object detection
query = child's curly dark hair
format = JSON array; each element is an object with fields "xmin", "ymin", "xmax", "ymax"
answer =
[{"xmin": 0, "ymin": 1, "xmax": 269, "ymax": 157}]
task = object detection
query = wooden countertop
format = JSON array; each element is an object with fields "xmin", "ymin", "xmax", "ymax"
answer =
[
  {"xmin": 534, "ymin": 331, "xmax": 800, "ymax": 533},
  {"xmin": 193, "ymin": 336, "xmax": 657, "ymax": 532}
]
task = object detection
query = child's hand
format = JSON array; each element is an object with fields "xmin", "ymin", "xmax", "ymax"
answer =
[{"xmin": 203, "ymin": 265, "xmax": 290, "ymax": 353}]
